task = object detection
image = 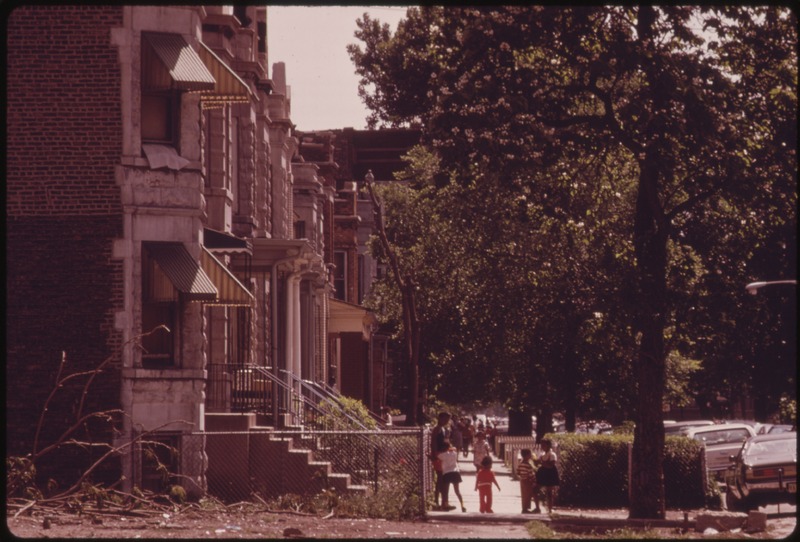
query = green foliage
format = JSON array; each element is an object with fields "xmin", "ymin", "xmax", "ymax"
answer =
[
  {"xmin": 664, "ymin": 350, "xmax": 702, "ymax": 409},
  {"xmin": 662, "ymin": 437, "xmax": 708, "ymax": 509},
  {"xmin": 549, "ymin": 434, "xmax": 707, "ymax": 509},
  {"xmin": 613, "ymin": 421, "xmax": 636, "ymax": 436},
  {"xmin": 318, "ymin": 396, "xmax": 377, "ymax": 430},
  {"xmin": 168, "ymin": 484, "xmax": 187, "ymax": 504},
  {"xmin": 779, "ymin": 395, "xmax": 797, "ymax": 426},
  {"xmin": 526, "ymin": 520, "xmax": 558, "ymax": 539},
  {"xmin": 552, "ymin": 434, "xmax": 630, "ymax": 507},
  {"xmin": 6, "ymin": 456, "xmax": 39, "ymax": 499},
  {"xmin": 353, "ymin": 4, "xmax": 796, "ymax": 431}
]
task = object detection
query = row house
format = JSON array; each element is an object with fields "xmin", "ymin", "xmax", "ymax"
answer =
[
  {"xmin": 297, "ymin": 128, "xmax": 421, "ymax": 417},
  {"xmin": 6, "ymin": 5, "xmax": 367, "ymax": 499}
]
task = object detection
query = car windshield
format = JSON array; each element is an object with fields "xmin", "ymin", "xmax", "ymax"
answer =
[{"xmin": 748, "ymin": 439, "xmax": 796, "ymax": 457}]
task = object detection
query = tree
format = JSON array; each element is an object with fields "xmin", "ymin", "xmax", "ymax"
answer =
[
  {"xmin": 363, "ymin": 170, "xmax": 422, "ymax": 425},
  {"xmin": 351, "ymin": 6, "xmax": 796, "ymax": 518}
]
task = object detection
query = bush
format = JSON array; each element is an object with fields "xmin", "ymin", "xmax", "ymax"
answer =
[
  {"xmin": 318, "ymin": 396, "xmax": 377, "ymax": 430},
  {"xmin": 549, "ymin": 433, "xmax": 707, "ymax": 509}
]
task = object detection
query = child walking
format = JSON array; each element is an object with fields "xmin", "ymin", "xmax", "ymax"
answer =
[
  {"xmin": 471, "ymin": 431, "xmax": 492, "ymax": 472},
  {"xmin": 535, "ymin": 439, "xmax": 560, "ymax": 513},
  {"xmin": 439, "ymin": 440, "xmax": 467, "ymax": 512},
  {"xmin": 516, "ymin": 448, "xmax": 541, "ymax": 514},
  {"xmin": 474, "ymin": 455, "xmax": 501, "ymax": 513}
]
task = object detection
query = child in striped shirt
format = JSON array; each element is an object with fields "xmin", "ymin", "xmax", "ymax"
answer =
[{"xmin": 517, "ymin": 448, "xmax": 541, "ymax": 513}]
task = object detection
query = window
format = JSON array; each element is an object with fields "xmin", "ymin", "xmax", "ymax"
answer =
[
  {"xmin": 141, "ymin": 247, "xmax": 177, "ymax": 367},
  {"xmin": 140, "ymin": 433, "xmax": 180, "ymax": 493},
  {"xmin": 141, "ymin": 91, "xmax": 179, "ymax": 145},
  {"xmin": 294, "ymin": 221, "xmax": 306, "ymax": 240},
  {"xmin": 333, "ymin": 251, "xmax": 347, "ymax": 301}
]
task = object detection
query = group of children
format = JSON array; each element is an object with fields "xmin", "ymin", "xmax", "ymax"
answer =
[
  {"xmin": 430, "ymin": 411, "xmax": 559, "ymax": 514},
  {"xmin": 516, "ymin": 440, "xmax": 559, "ymax": 514}
]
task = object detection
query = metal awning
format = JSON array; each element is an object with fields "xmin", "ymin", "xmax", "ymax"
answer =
[
  {"xmin": 144, "ymin": 242, "xmax": 253, "ymax": 306},
  {"xmin": 142, "ymin": 33, "xmax": 216, "ymax": 92},
  {"xmin": 141, "ymin": 33, "xmax": 252, "ymax": 108},
  {"xmin": 145, "ymin": 242, "xmax": 217, "ymax": 302},
  {"xmin": 200, "ymin": 247, "xmax": 254, "ymax": 306},
  {"xmin": 197, "ymin": 42, "xmax": 252, "ymax": 108},
  {"xmin": 203, "ymin": 227, "xmax": 252, "ymax": 254}
]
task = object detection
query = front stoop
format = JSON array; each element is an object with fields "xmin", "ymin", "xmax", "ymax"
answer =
[{"xmin": 205, "ymin": 423, "xmax": 370, "ymax": 502}]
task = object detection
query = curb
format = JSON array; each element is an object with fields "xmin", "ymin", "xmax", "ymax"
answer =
[{"xmin": 426, "ymin": 511, "xmax": 696, "ymax": 530}]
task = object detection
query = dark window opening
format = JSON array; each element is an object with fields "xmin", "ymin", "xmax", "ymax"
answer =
[
  {"xmin": 141, "ymin": 91, "xmax": 180, "ymax": 145},
  {"xmin": 140, "ymin": 433, "xmax": 180, "ymax": 493},
  {"xmin": 257, "ymin": 21, "xmax": 267, "ymax": 53},
  {"xmin": 294, "ymin": 221, "xmax": 306, "ymax": 240},
  {"xmin": 333, "ymin": 251, "xmax": 346, "ymax": 301},
  {"xmin": 233, "ymin": 6, "xmax": 252, "ymax": 27}
]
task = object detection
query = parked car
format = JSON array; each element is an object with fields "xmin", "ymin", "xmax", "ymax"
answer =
[
  {"xmin": 758, "ymin": 423, "xmax": 796, "ymax": 435},
  {"xmin": 683, "ymin": 423, "xmax": 757, "ymax": 479},
  {"xmin": 725, "ymin": 432, "xmax": 797, "ymax": 511},
  {"xmin": 722, "ymin": 419, "xmax": 765, "ymax": 435},
  {"xmin": 664, "ymin": 420, "xmax": 714, "ymax": 436}
]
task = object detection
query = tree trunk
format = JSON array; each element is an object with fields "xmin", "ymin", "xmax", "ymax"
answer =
[
  {"xmin": 627, "ymin": 6, "xmax": 669, "ymax": 519},
  {"xmin": 535, "ymin": 405, "xmax": 554, "ymax": 442},
  {"xmin": 508, "ymin": 408, "xmax": 532, "ymax": 436},
  {"xmin": 628, "ymin": 151, "xmax": 668, "ymax": 519}
]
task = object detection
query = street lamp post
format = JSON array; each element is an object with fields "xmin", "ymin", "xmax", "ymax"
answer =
[{"xmin": 745, "ymin": 280, "xmax": 797, "ymax": 295}]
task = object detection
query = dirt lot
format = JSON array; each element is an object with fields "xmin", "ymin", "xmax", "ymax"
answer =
[
  {"xmin": 6, "ymin": 508, "xmax": 530, "ymax": 539},
  {"xmin": 6, "ymin": 506, "xmax": 796, "ymax": 540}
]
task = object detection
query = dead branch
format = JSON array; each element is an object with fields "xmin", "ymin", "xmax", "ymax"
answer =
[
  {"xmin": 38, "ymin": 419, "xmax": 194, "ymax": 502},
  {"xmin": 13, "ymin": 500, "xmax": 37, "ymax": 518},
  {"xmin": 33, "ymin": 351, "xmax": 68, "ymax": 455},
  {"xmin": 32, "ymin": 326, "xmax": 169, "ymax": 457},
  {"xmin": 32, "ymin": 410, "xmax": 125, "ymax": 461}
]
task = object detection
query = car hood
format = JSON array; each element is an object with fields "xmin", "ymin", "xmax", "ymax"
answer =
[{"xmin": 745, "ymin": 452, "xmax": 797, "ymax": 467}]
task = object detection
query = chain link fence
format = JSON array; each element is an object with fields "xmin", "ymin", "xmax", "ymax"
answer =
[{"xmin": 181, "ymin": 428, "xmax": 429, "ymax": 515}]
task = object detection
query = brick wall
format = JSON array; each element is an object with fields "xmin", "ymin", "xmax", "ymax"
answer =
[
  {"xmin": 6, "ymin": 5, "xmax": 124, "ymax": 216},
  {"xmin": 6, "ymin": 6, "xmax": 125, "ymax": 487}
]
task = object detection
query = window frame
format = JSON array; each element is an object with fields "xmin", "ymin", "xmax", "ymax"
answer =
[{"xmin": 140, "ymin": 247, "xmax": 180, "ymax": 368}]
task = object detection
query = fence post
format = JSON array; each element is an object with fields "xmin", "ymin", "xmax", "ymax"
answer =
[
  {"xmin": 700, "ymin": 445, "xmax": 708, "ymax": 502},
  {"xmin": 627, "ymin": 442, "xmax": 633, "ymax": 506},
  {"xmin": 374, "ymin": 446, "xmax": 379, "ymax": 491}
]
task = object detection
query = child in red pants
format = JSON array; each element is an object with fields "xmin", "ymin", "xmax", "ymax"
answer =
[{"xmin": 474, "ymin": 455, "xmax": 501, "ymax": 513}]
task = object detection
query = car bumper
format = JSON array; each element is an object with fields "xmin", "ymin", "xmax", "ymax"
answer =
[{"xmin": 742, "ymin": 480, "xmax": 797, "ymax": 498}]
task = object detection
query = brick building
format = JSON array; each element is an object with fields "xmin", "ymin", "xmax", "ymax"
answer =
[{"xmin": 6, "ymin": 5, "xmax": 339, "ymax": 497}]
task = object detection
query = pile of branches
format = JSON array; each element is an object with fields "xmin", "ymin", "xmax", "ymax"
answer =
[
  {"xmin": 7, "ymin": 482, "xmax": 198, "ymax": 522},
  {"xmin": 5, "ymin": 329, "xmax": 201, "ymax": 523}
]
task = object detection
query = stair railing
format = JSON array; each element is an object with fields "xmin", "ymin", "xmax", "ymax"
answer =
[
  {"xmin": 249, "ymin": 366, "xmax": 315, "ymax": 426},
  {"xmin": 311, "ymin": 380, "xmax": 388, "ymax": 427},
  {"xmin": 280, "ymin": 370, "xmax": 375, "ymax": 431}
]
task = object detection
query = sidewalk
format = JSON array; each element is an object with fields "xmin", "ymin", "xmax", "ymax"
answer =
[
  {"xmin": 426, "ymin": 451, "xmax": 698, "ymax": 528},
  {"xmin": 427, "ymin": 449, "xmax": 534, "ymax": 522}
]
